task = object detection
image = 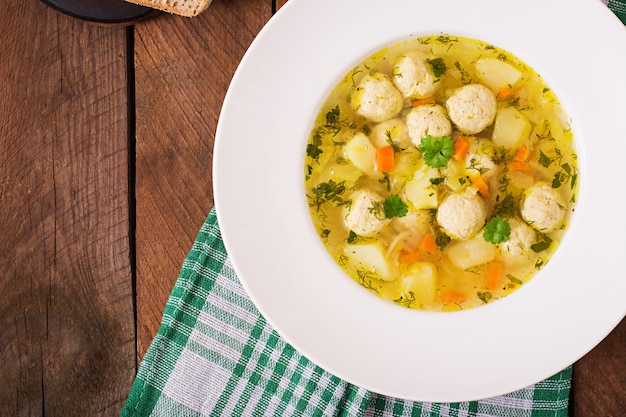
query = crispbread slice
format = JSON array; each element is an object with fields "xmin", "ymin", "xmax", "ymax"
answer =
[{"xmin": 124, "ymin": 0, "xmax": 212, "ymax": 17}]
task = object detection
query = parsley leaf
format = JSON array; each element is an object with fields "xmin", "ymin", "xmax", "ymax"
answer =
[
  {"xmin": 325, "ymin": 106, "xmax": 340, "ymax": 125},
  {"xmin": 426, "ymin": 57, "xmax": 447, "ymax": 79},
  {"xmin": 538, "ymin": 149, "xmax": 555, "ymax": 168},
  {"xmin": 383, "ymin": 194, "xmax": 408, "ymax": 218},
  {"xmin": 483, "ymin": 216, "xmax": 511, "ymax": 244},
  {"xmin": 418, "ymin": 135, "xmax": 454, "ymax": 168},
  {"xmin": 306, "ymin": 132, "xmax": 323, "ymax": 160},
  {"xmin": 306, "ymin": 143, "xmax": 322, "ymax": 159}
]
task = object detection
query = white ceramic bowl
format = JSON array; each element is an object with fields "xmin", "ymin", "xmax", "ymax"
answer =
[{"xmin": 214, "ymin": 0, "xmax": 626, "ymax": 402}]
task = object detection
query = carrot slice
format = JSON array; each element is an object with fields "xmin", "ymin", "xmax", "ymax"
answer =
[
  {"xmin": 419, "ymin": 233, "xmax": 438, "ymax": 254},
  {"xmin": 399, "ymin": 249, "xmax": 423, "ymax": 264},
  {"xmin": 375, "ymin": 146, "xmax": 395, "ymax": 172},
  {"xmin": 508, "ymin": 146, "xmax": 531, "ymax": 172},
  {"xmin": 441, "ymin": 290, "xmax": 466, "ymax": 304},
  {"xmin": 469, "ymin": 173, "xmax": 489, "ymax": 198},
  {"xmin": 410, "ymin": 97, "xmax": 436, "ymax": 107},
  {"xmin": 452, "ymin": 136, "xmax": 471, "ymax": 161},
  {"xmin": 485, "ymin": 261, "xmax": 503, "ymax": 291},
  {"xmin": 508, "ymin": 160, "xmax": 529, "ymax": 171},
  {"xmin": 496, "ymin": 86, "xmax": 515, "ymax": 100},
  {"xmin": 512, "ymin": 146, "xmax": 531, "ymax": 162}
]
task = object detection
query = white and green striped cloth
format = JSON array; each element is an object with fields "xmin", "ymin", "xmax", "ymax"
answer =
[
  {"xmin": 122, "ymin": 208, "xmax": 572, "ymax": 417},
  {"xmin": 121, "ymin": 5, "xmax": 625, "ymax": 415}
]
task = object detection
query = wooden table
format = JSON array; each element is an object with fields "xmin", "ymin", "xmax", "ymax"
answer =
[{"xmin": 0, "ymin": 0, "xmax": 624, "ymax": 415}]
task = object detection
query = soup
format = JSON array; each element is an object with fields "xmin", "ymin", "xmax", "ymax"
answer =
[{"xmin": 304, "ymin": 34, "xmax": 578, "ymax": 311}]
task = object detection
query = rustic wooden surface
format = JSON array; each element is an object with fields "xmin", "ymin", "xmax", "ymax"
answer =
[
  {"xmin": 0, "ymin": 0, "xmax": 135, "ymax": 415},
  {"xmin": 0, "ymin": 0, "xmax": 623, "ymax": 416},
  {"xmin": 132, "ymin": 0, "xmax": 273, "ymax": 363}
]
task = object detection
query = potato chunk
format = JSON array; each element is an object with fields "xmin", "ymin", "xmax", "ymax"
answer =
[
  {"xmin": 404, "ymin": 164, "xmax": 439, "ymax": 209},
  {"xmin": 344, "ymin": 242, "xmax": 392, "ymax": 281},
  {"xmin": 400, "ymin": 262, "xmax": 437, "ymax": 305},
  {"xmin": 492, "ymin": 107, "xmax": 531, "ymax": 149},
  {"xmin": 345, "ymin": 133, "xmax": 377, "ymax": 177},
  {"xmin": 446, "ymin": 234, "xmax": 496, "ymax": 270},
  {"xmin": 475, "ymin": 58, "xmax": 522, "ymax": 92}
]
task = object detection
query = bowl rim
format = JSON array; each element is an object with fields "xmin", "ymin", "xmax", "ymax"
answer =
[{"xmin": 213, "ymin": 0, "xmax": 626, "ymax": 402}]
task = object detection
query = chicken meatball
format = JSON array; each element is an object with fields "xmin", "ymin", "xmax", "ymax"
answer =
[
  {"xmin": 520, "ymin": 182, "xmax": 565, "ymax": 232},
  {"xmin": 345, "ymin": 190, "xmax": 390, "ymax": 237},
  {"xmin": 499, "ymin": 217, "xmax": 536, "ymax": 259},
  {"xmin": 351, "ymin": 73, "xmax": 403, "ymax": 123},
  {"xmin": 437, "ymin": 189, "xmax": 486, "ymax": 240},
  {"xmin": 446, "ymin": 84, "xmax": 497, "ymax": 134},
  {"xmin": 370, "ymin": 118, "xmax": 411, "ymax": 149},
  {"xmin": 391, "ymin": 52, "xmax": 437, "ymax": 99},
  {"xmin": 406, "ymin": 104, "xmax": 452, "ymax": 146}
]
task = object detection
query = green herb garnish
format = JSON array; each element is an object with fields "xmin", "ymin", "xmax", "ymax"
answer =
[
  {"xmin": 383, "ymin": 194, "xmax": 408, "ymax": 218},
  {"xmin": 314, "ymin": 106, "xmax": 357, "ymax": 139},
  {"xmin": 418, "ymin": 135, "xmax": 454, "ymax": 168},
  {"xmin": 384, "ymin": 130, "xmax": 402, "ymax": 152},
  {"xmin": 394, "ymin": 291, "xmax": 417, "ymax": 308},
  {"xmin": 306, "ymin": 142, "xmax": 322, "ymax": 160},
  {"xmin": 347, "ymin": 230, "xmax": 359, "ymax": 244},
  {"xmin": 379, "ymin": 173, "xmax": 391, "ymax": 192},
  {"xmin": 531, "ymin": 235, "xmax": 553, "ymax": 253},
  {"xmin": 308, "ymin": 179, "xmax": 350, "ymax": 210},
  {"xmin": 507, "ymin": 274, "xmax": 523, "ymax": 285},
  {"xmin": 538, "ymin": 149, "xmax": 557, "ymax": 168},
  {"xmin": 552, "ymin": 162, "xmax": 578, "ymax": 190},
  {"xmin": 454, "ymin": 61, "xmax": 473, "ymax": 84},
  {"xmin": 356, "ymin": 268, "xmax": 382, "ymax": 294},
  {"xmin": 493, "ymin": 193, "xmax": 516, "ymax": 219},
  {"xmin": 426, "ymin": 57, "xmax": 447, "ymax": 79},
  {"xmin": 477, "ymin": 291, "xmax": 493, "ymax": 303},
  {"xmin": 483, "ymin": 216, "xmax": 511, "ymax": 244},
  {"xmin": 436, "ymin": 233, "xmax": 451, "ymax": 250},
  {"xmin": 325, "ymin": 106, "xmax": 341, "ymax": 125}
]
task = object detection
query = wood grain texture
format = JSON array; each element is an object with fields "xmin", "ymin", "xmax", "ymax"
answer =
[
  {"xmin": 133, "ymin": 0, "xmax": 273, "ymax": 359},
  {"xmin": 0, "ymin": 1, "xmax": 134, "ymax": 416},
  {"xmin": 571, "ymin": 317, "xmax": 626, "ymax": 416},
  {"xmin": 275, "ymin": 0, "xmax": 288, "ymax": 12}
]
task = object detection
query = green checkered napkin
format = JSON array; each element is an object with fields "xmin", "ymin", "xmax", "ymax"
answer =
[
  {"xmin": 608, "ymin": 0, "xmax": 626, "ymax": 24},
  {"xmin": 122, "ymin": 208, "xmax": 572, "ymax": 417}
]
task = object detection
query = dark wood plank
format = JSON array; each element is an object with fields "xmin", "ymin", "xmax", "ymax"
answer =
[
  {"xmin": 571, "ymin": 317, "xmax": 626, "ymax": 416},
  {"xmin": 133, "ymin": 0, "xmax": 273, "ymax": 358},
  {"xmin": 0, "ymin": 1, "xmax": 134, "ymax": 415}
]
